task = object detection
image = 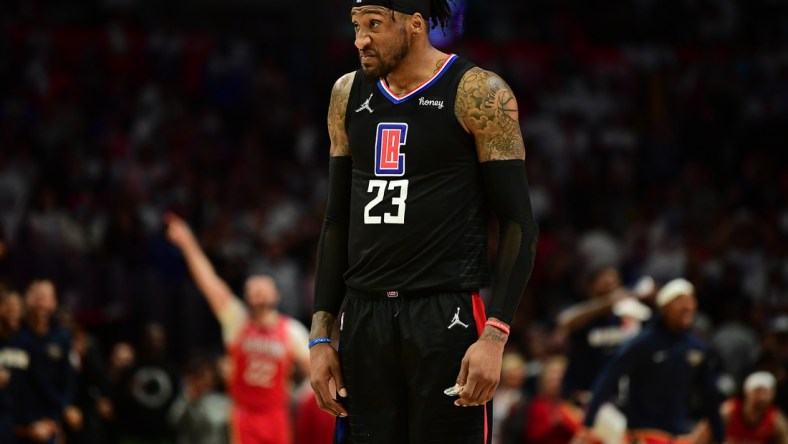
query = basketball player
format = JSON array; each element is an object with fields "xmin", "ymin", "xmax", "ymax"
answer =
[
  {"xmin": 165, "ymin": 214, "xmax": 310, "ymax": 444},
  {"xmin": 576, "ymin": 278, "xmax": 725, "ymax": 444},
  {"xmin": 309, "ymin": 0, "xmax": 539, "ymax": 442},
  {"xmin": 722, "ymin": 371, "xmax": 788, "ymax": 444}
]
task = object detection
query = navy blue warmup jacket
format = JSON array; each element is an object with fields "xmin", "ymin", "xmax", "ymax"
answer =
[{"xmin": 583, "ymin": 318, "xmax": 725, "ymax": 443}]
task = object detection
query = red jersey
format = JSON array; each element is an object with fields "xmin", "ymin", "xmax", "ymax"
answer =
[
  {"xmin": 726, "ymin": 399, "xmax": 778, "ymax": 444},
  {"xmin": 228, "ymin": 316, "xmax": 293, "ymax": 411},
  {"xmin": 524, "ymin": 395, "xmax": 583, "ymax": 444}
]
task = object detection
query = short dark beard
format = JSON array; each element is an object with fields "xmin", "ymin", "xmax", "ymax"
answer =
[{"xmin": 361, "ymin": 25, "xmax": 409, "ymax": 81}]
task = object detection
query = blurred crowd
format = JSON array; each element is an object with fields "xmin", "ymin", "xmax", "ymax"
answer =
[
  {"xmin": 0, "ymin": 0, "xmax": 788, "ymax": 443},
  {"xmin": 0, "ymin": 281, "xmax": 330, "ymax": 444}
]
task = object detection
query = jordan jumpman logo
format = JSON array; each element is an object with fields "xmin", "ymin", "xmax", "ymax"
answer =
[
  {"xmin": 355, "ymin": 93, "xmax": 374, "ymax": 113},
  {"xmin": 447, "ymin": 307, "xmax": 469, "ymax": 329}
]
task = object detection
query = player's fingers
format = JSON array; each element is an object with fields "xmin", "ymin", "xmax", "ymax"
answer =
[
  {"xmin": 454, "ymin": 376, "xmax": 480, "ymax": 407},
  {"xmin": 455, "ymin": 355, "xmax": 469, "ymax": 387},
  {"xmin": 329, "ymin": 375, "xmax": 349, "ymax": 417},
  {"xmin": 332, "ymin": 363, "xmax": 348, "ymax": 399},
  {"xmin": 458, "ymin": 370, "xmax": 498, "ymax": 406},
  {"xmin": 313, "ymin": 380, "xmax": 347, "ymax": 417},
  {"xmin": 469, "ymin": 379, "xmax": 487, "ymax": 404},
  {"xmin": 479, "ymin": 383, "xmax": 497, "ymax": 404}
]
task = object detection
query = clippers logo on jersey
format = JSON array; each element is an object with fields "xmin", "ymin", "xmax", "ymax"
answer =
[{"xmin": 374, "ymin": 123, "xmax": 408, "ymax": 176}]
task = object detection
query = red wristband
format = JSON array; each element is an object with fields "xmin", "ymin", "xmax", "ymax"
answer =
[{"xmin": 484, "ymin": 319, "xmax": 510, "ymax": 335}]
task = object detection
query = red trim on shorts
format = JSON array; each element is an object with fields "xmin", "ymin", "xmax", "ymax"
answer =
[
  {"xmin": 471, "ymin": 291, "xmax": 486, "ymax": 337},
  {"xmin": 472, "ymin": 291, "xmax": 490, "ymax": 443}
]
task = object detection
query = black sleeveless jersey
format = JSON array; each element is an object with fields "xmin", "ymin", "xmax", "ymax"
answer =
[{"xmin": 343, "ymin": 54, "xmax": 490, "ymax": 292}]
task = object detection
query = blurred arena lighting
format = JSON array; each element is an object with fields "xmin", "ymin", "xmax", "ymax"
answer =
[{"xmin": 429, "ymin": 0, "xmax": 465, "ymax": 48}]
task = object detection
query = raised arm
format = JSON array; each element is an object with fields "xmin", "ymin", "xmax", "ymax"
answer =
[
  {"xmin": 451, "ymin": 68, "xmax": 539, "ymax": 407},
  {"xmin": 165, "ymin": 214, "xmax": 235, "ymax": 317},
  {"xmin": 557, "ymin": 288, "xmax": 630, "ymax": 333}
]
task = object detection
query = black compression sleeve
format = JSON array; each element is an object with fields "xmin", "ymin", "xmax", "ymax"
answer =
[
  {"xmin": 313, "ymin": 156, "xmax": 352, "ymax": 316},
  {"xmin": 480, "ymin": 160, "xmax": 539, "ymax": 325}
]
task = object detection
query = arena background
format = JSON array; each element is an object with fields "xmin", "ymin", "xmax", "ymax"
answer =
[{"xmin": 0, "ymin": 0, "xmax": 787, "ymax": 405}]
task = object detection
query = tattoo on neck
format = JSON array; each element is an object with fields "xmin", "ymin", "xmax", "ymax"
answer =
[{"xmin": 432, "ymin": 58, "xmax": 444, "ymax": 75}]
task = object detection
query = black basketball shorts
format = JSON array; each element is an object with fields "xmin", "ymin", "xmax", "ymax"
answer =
[{"xmin": 334, "ymin": 289, "xmax": 493, "ymax": 444}]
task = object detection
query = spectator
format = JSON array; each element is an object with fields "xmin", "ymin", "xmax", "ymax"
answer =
[
  {"xmin": 721, "ymin": 371, "xmax": 788, "ymax": 444},
  {"xmin": 168, "ymin": 355, "xmax": 229, "ymax": 444},
  {"xmin": 577, "ymin": 278, "xmax": 725, "ymax": 444},
  {"xmin": 523, "ymin": 356, "xmax": 583, "ymax": 444},
  {"xmin": 557, "ymin": 266, "xmax": 652, "ymax": 405},
  {"xmin": 0, "ymin": 290, "xmax": 36, "ymax": 444},
  {"xmin": 115, "ymin": 322, "xmax": 178, "ymax": 444},
  {"xmin": 492, "ymin": 352, "xmax": 528, "ymax": 444},
  {"xmin": 19, "ymin": 280, "xmax": 81, "ymax": 443},
  {"xmin": 67, "ymin": 318, "xmax": 115, "ymax": 444}
]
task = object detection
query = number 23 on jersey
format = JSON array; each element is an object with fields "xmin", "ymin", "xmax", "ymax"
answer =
[{"xmin": 365, "ymin": 123, "xmax": 409, "ymax": 225}]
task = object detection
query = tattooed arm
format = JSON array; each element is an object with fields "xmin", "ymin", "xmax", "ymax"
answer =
[
  {"xmin": 455, "ymin": 67, "xmax": 536, "ymax": 325},
  {"xmin": 455, "ymin": 67, "xmax": 525, "ymax": 162},
  {"xmin": 313, "ymin": 71, "xmax": 354, "ymax": 321},
  {"xmin": 310, "ymin": 72, "xmax": 355, "ymax": 417},
  {"xmin": 452, "ymin": 68, "xmax": 538, "ymax": 407},
  {"xmin": 327, "ymin": 72, "xmax": 355, "ymax": 157}
]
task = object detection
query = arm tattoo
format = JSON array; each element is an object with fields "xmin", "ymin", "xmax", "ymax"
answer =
[
  {"xmin": 455, "ymin": 67, "xmax": 525, "ymax": 162},
  {"xmin": 480, "ymin": 326, "xmax": 508, "ymax": 343},
  {"xmin": 328, "ymin": 72, "xmax": 355, "ymax": 157},
  {"xmin": 310, "ymin": 311, "xmax": 336, "ymax": 340}
]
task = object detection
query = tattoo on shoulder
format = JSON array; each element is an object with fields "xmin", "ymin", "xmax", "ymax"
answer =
[
  {"xmin": 455, "ymin": 67, "xmax": 525, "ymax": 162},
  {"xmin": 328, "ymin": 72, "xmax": 355, "ymax": 157}
]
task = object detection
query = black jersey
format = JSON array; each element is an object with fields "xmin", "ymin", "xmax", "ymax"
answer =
[{"xmin": 344, "ymin": 54, "xmax": 490, "ymax": 292}]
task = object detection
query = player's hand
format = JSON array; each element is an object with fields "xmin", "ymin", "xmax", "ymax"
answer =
[
  {"xmin": 163, "ymin": 212, "xmax": 195, "ymax": 249},
  {"xmin": 453, "ymin": 325, "xmax": 506, "ymax": 407},
  {"xmin": 310, "ymin": 342, "xmax": 348, "ymax": 417}
]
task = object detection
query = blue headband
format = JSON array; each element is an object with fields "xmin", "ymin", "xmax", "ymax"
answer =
[{"xmin": 351, "ymin": 0, "xmax": 431, "ymax": 19}]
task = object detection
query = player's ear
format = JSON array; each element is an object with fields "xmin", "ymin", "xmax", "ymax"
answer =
[{"xmin": 410, "ymin": 13, "xmax": 426, "ymax": 34}]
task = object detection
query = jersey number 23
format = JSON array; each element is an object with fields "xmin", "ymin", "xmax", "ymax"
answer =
[{"xmin": 366, "ymin": 123, "xmax": 409, "ymax": 225}]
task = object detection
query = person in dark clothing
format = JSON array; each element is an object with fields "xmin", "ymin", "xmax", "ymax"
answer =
[
  {"xmin": 577, "ymin": 278, "xmax": 725, "ymax": 444},
  {"xmin": 66, "ymin": 318, "xmax": 115, "ymax": 444},
  {"xmin": 18, "ymin": 280, "xmax": 80, "ymax": 444},
  {"xmin": 309, "ymin": 1, "xmax": 538, "ymax": 443},
  {"xmin": 557, "ymin": 266, "xmax": 652, "ymax": 406},
  {"xmin": 115, "ymin": 322, "xmax": 177, "ymax": 444},
  {"xmin": 0, "ymin": 290, "xmax": 36, "ymax": 444}
]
